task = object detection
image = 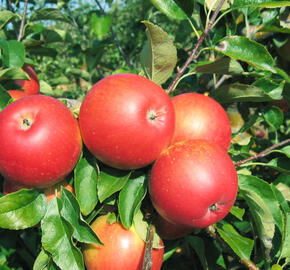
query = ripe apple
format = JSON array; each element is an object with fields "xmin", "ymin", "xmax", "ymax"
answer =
[
  {"xmin": 3, "ymin": 179, "xmax": 74, "ymax": 202},
  {"xmin": 7, "ymin": 90, "xmax": 29, "ymax": 100},
  {"xmin": 171, "ymin": 93, "xmax": 232, "ymax": 151},
  {"xmin": 15, "ymin": 65, "xmax": 40, "ymax": 95},
  {"xmin": 0, "ymin": 95, "xmax": 82, "ymax": 188},
  {"xmin": 78, "ymin": 73, "xmax": 175, "ymax": 170},
  {"xmin": 155, "ymin": 215, "xmax": 194, "ymax": 240},
  {"xmin": 83, "ymin": 214, "xmax": 164, "ymax": 270},
  {"xmin": 149, "ymin": 139, "xmax": 238, "ymax": 228}
]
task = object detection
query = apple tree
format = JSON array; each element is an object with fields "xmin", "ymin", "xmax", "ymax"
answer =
[{"xmin": 0, "ymin": 0, "xmax": 289, "ymax": 270}]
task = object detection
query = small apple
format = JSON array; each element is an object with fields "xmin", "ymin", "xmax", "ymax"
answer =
[
  {"xmin": 14, "ymin": 65, "xmax": 40, "ymax": 95},
  {"xmin": 79, "ymin": 73, "xmax": 175, "ymax": 170},
  {"xmin": 155, "ymin": 215, "xmax": 194, "ymax": 240},
  {"xmin": 7, "ymin": 90, "xmax": 29, "ymax": 100},
  {"xmin": 83, "ymin": 214, "xmax": 164, "ymax": 270},
  {"xmin": 171, "ymin": 93, "xmax": 232, "ymax": 151},
  {"xmin": 0, "ymin": 95, "xmax": 82, "ymax": 188},
  {"xmin": 149, "ymin": 139, "xmax": 238, "ymax": 228}
]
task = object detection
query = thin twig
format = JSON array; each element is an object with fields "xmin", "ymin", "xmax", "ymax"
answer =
[
  {"xmin": 214, "ymin": 74, "xmax": 231, "ymax": 89},
  {"xmin": 234, "ymin": 138, "xmax": 290, "ymax": 167},
  {"xmin": 167, "ymin": 0, "xmax": 226, "ymax": 94},
  {"xmin": 94, "ymin": 0, "xmax": 133, "ymax": 69},
  {"xmin": 17, "ymin": 0, "xmax": 28, "ymax": 41},
  {"xmin": 142, "ymin": 223, "xmax": 155, "ymax": 270}
]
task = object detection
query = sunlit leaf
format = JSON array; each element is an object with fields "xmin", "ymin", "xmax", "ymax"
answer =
[
  {"xmin": 216, "ymin": 222, "xmax": 254, "ymax": 261},
  {"xmin": 263, "ymin": 106, "xmax": 284, "ymax": 130},
  {"xmin": 215, "ymin": 36, "xmax": 276, "ymax": 73},
  {"xmin": 74, "ymin": 157, "xmax": 98, "ymax": 216},
  {"xmin": 0, "ymin": 189, "xmax": 47, "ymax": 230},
  {"xmin": 118, "ymin": 174, "xmax": 147, "ymax": 229},
  {"xmin": 97, "ymin": 166, "xmax": 131, "ymax": 203},
  {"xmin": 60, "ymin": 188, "xmax": 101, "ymax": 244},
  {"xmin": 150, "ymin": 0, "xmax": 187, "ymax": 20},
  {"xmin": 231, "ymin": 0, "xmax": 290, "ymax": 8},
  {"xmin": 141, "ymin": 21, "xmax": 177, "ymax": 85},
  {"xmin": 0, "ymin": 39, "xmax": 25, "ymax": 68},
  {"xmin": 41, "ymin": 198, "xmax": 85, "ymax": 270}
]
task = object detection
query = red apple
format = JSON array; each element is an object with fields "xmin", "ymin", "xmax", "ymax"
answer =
[
  {"xmin": 83, "ymin": 214, "xmax": 164, "ymax": 270},
  {"xmin": 7, "ymin": 90, "xmax": 29, "ymax": 100},
  {"xmin": 0, "ymin": 95, "xmax": 82, "ymax": 188},
  {"xmin": 3, "ymin": 179, "xmax": 74, "ymax": 202},
  {"xmin": 155, "ymin": 215, "xmax": 194, "ymax": 240},
  {"xmin": 149, "ymin": 139, "xmax": 238, "ymax": 228},
  {"xmin": 78, "ymin": 73, "xmax": 175, "ymax": 170},
  {"xmin": 15, "ymin": 65, "xmax": 40, "ymax": 95},
  {"xmin": 171, "ymin": 93, "xmax": 232, "ymax": 151}
]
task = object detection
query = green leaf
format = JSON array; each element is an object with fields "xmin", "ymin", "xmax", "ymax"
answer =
[
  {"xmin": 252, "ymin": 78, "xmax": 285, "ymax": 100},
  {"xmin": 91, "ymin": 14, "xmax": 112, "ymax": 40},
  {"xmin": 238, "ymin": 175, "xmax": 278, "ymax": 248},
  {"xmin": 0, "ymin": 84, "xmax": 11, "ymax": 110},
  {"xmin": 230, "ymin": 205, "xmax": 245, "ymax": 221},
  {"xmin": 0, "ymin": 67, "xmax": 29, "ymax": 81},
  {"xmin": 41, "ymin": 198, "xmax": 85, "ymax": 270},
  {"xmin": 0, "ymin": 189, "xmax": 47, "ymax": 230},
  {"xmin": 259, "ymin": 25, "xmax": 290, "ymax": 34},
  {"xmin": 280, "ymin": 214, "xmax": 290, "ymax": 260},
  {"xmin": 30, "ymin": 8, "xmax": 72, "ymax": 24},
  {"xmin": 60, "ymin": 188, "xmax": 101, "ymax": 244},
  {"xmin": 97, "ymin": 166, "xmax": 131, "ymax": 203},
  {"xmin": 239, "ymin": 175, "xmax": 284, "ymax": 234},
  {"xmin": 211, "ymin": 83, "xmax": 277, "ymax": 103},
  {"xmin": 186, "ymin": 236, "xmax": 208, "ymax": 270},
  {"xmin": 215, "ymin": 36, "xmax": 276, "ymax": 73},
  {"xmin": 33, "ymin": 249, "xmax": 58, "ymax": 270},
  {"xmin": 74, "ymin": 157, "xmax": 98, "ymax": 216},
  {"xmin": 245, "ymin": 158, "xmax": 290, "ymax": 173},
  {"xmin": 150, "ymin": 0, "xmax": 187, "ymax": 20},
  {"xmin": 270, "ymin": 145, "xmax": 290, "ymax": 159},
  {"xmin": 205, "ymin": 0, "xmax": 233, "ymax": 10},
  {"xmin": 174, "ymin": 0, "xmax": 195, "ymax": 17},
  {"xmin": 118, "ymin": 174, "xmax": 147, "ymax": 229},
  {"xmin": 0, "ymin": 11, "xmax": 17, "ymax": 30},
  {"xmin": 141, "ymin": 21, "xmax": 177, "ymax": 85},
  {"xmin": 0, "ymin": 39, "xmax": 25, "ymax": 68},
  {"xmin": 216, "ymin": 222, "xmax": 254, "ymax": 262},
  {"xmin": 194, "ymin": 57, "xmax": 244, "ymax": 75},
  {"xmin": 263, "ymin": 106, "xmax": 284, "ymax": 130},
  {"xmin": 231, "ymin": 0, "xmax": 290, "ymax": 8},
  {"xmin": 133, "ymin": 210, "xmax": 162, "ymax": 249}
]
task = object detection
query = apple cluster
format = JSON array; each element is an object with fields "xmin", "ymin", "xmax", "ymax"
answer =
[{"xmin": 0, "ymin": 70, "xmax": 238, "ymax": 270}]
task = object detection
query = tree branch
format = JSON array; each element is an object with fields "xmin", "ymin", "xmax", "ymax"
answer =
[
  {"xmin": 234, "ymin": 138, "xmax": 290, "ymax": 167},
  {"xmin": 17, "ymin": 0, "xmax": 28, "ymax": 42},
  {"xmin": 167, "ymin": 0, "xmax": 226, "ymax": 94}
]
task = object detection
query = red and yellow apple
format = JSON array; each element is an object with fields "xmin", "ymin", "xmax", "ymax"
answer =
[
  {"xmin": 149, "ymin": 139, "xmax": 238, "ymax": 228},
  {"xmin": 0, "ymin": 95, "xmax": 82, "ymax": 188},
  {"xmin": 79, "ymin": 73, "xmax": 175, "ymax": 170},
  {"xmin": 83, "ymin": 214, "xmax": 164, "ymax": 270},
  {"xmin": 171, "ymin": 93, "xmax": 232, "ymax": 151}
]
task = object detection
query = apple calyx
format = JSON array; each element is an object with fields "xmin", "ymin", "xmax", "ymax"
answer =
[
  {"xmin": 209, "ymin": 203, "xmax": 220, "ymax": 212},
  {"xmin": 21, "ymin": 118, "xmax": 33, "ymax": 130},
  {"xmin": 147, "ymin": 109, "xmax": 158, "ymax": 123}
]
